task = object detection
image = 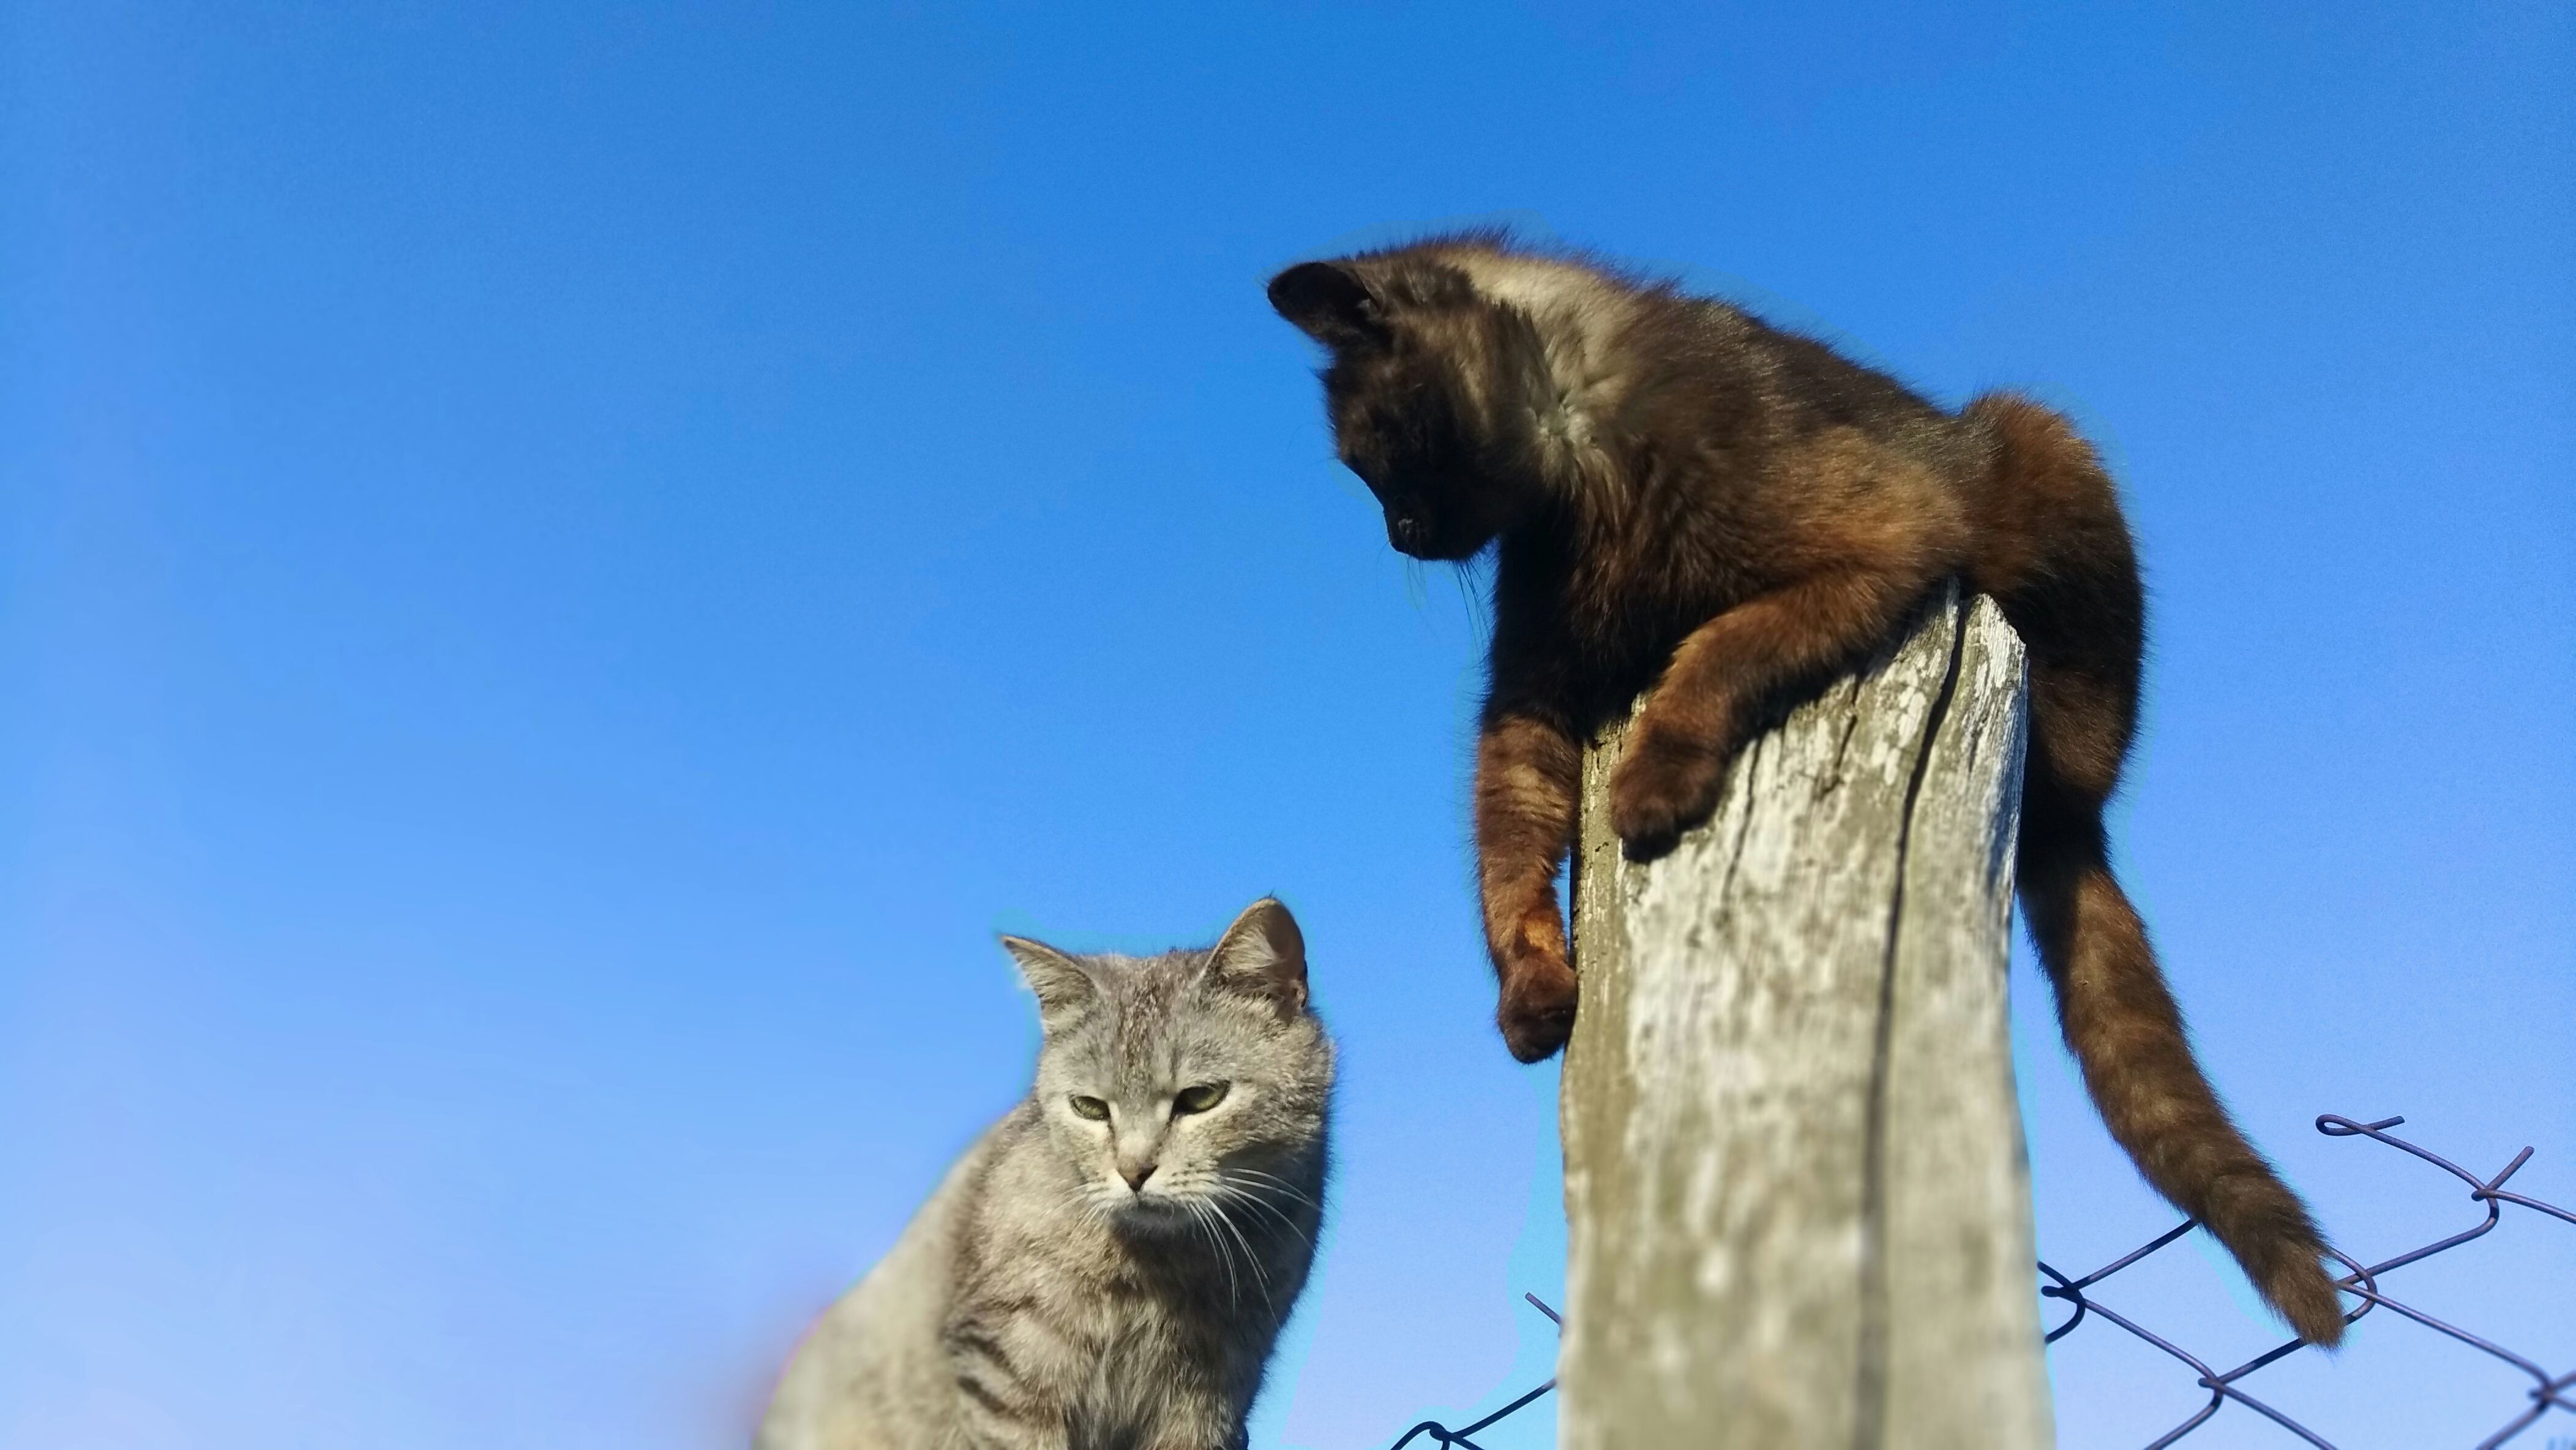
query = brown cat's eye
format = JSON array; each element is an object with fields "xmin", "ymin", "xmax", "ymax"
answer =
[
  {"xmin": 1172, "ymin": 1083, "xmax": 1229, "ymax": 1115},
  {"xmin": 1069, "ymin": 1095, "xmax": 1110, "ymax": 1121}
]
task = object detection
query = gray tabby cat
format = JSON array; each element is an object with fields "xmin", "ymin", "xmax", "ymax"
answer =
[{"xmin": 757, "ymin": 898, "xmax": 1333, "ymax": 1450}]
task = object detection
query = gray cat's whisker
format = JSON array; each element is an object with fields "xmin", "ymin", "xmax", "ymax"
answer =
[
  {"xmin": 1181, "ymin": 1198, "xmax": 1235, "ymax": 1309},
  {"xmin": 1224, "ymin": 1166, "xmax": 1325, "ymax": 1210},
  {"xmin": 1205, "ymin": 1200, "xmax": 1278, "ymax": 1318},
  {"xmin": 1200, "ymin": 1198, "xmax": 1250, "ymax": 1312},
  {"xmin": 1221, "ymin": 1185, "xmax": 1324, "ymax": 1234},
  {"xmin": 1212, "ymin": 1184, "xmax": 1313, "ymax": 1245}
]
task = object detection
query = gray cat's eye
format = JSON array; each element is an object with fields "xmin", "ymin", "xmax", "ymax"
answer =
[
  {"xmin": 1069, "ymin": 1095, "xmax": 1110, "ymax": 1121},
  {"xmin": 1172, "ymin": 1083, "xmax": 1229, "ymax": 1115}
]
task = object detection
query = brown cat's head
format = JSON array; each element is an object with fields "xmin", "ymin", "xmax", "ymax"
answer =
[{"xmin": 1267, "ymin": 246, "xmax": 1565, "ymax": 562}]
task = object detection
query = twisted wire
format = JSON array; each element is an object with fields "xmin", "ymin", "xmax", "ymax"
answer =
[{"xmin": 1362, "ymin": 1114, "xmax": 2570, "ymax": 1449}]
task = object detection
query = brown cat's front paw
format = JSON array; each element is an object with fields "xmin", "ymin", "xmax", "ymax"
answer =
[
  {"xmin": 1610, "ymin": 731, "xmax": 1729, "ymax": 860},
  {"xmin": 1496, "ymin": 949, "xmax": 1579, "ymax": 1062}
]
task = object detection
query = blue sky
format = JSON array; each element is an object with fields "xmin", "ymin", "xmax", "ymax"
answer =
[{"xmin": 4, "ymin": 4, "xmax": 2569, "ymax": 1448}]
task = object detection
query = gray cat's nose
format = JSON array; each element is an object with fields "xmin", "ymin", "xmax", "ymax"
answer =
[{"xmin": 1121, "ymin": 1163, "xmax": 1156, "ymax": 1192}]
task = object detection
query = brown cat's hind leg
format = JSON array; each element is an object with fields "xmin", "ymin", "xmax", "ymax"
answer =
[
  {"xmin": 1474, "ymin": 712, "xmax": 1583, "ymax": 1062},
  {"xmin": 1611, "ymin": 568, "xmax": 1937, "ymax": 859}
]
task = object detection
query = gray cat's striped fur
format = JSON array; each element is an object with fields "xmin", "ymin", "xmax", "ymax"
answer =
[{"xmin": 758, "ymin": 898, "xmax": 1333, "ymax": 1450}]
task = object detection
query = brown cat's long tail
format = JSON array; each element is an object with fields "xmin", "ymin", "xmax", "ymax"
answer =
[{"xmin": 1964, "ymin": 393, "xmax": 2348, "ymax": 1348}]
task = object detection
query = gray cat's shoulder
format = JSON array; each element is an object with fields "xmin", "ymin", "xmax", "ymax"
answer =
[{"xmin": 754, "ymin": 1117, "xmax": 1018, "ymax": 1450}]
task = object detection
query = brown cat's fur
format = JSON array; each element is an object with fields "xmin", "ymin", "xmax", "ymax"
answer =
[{"xmin": 1267, "ymin": 234, "xmax": 2348, "ymax": 1347}]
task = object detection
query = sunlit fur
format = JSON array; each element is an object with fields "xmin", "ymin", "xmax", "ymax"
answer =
[
  {"xmin": 757, "ymin": 900, "xmax": 1333, "ymax": 1449},
  {"xmin": 1269, "ymin": 234, "xmax": 2346, "ymax": 1347}
]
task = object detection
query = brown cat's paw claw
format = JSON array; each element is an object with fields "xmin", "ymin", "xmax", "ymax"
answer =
[
  {"xmin": 1610, "ymin": 733, "xmax": 1728, "ymax": 860},
  {"xmin": 1496, "ymin": 956, "xmax": 1579, "ymax": 1063}
]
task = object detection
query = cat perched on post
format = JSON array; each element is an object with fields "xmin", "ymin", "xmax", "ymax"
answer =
[
  {"xmin": 758, "ymin": 898, "xmax": 1333, "ymax": 1449},
  {"xmin": 1267, "ymin": 235, "xmax": 2346, "ymax": 1347}
]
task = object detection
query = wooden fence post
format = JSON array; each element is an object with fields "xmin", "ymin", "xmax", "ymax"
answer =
[{"xmin": 1558, "ymin": 584, "xmax": 2053, "ymax": 1449}]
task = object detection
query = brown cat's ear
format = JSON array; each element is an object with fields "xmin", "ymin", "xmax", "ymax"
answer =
[
  {"xmin": 1204, "ymin": 897, "xmax": 1308, "ymax": 1019},
  {"xmin": 1002, "ymin": 936, "xmax": 1096, "ymax": 1032},
  {"xmin": 1268, "ymin": 261, "xmax": 1385, "ymax": 350}
]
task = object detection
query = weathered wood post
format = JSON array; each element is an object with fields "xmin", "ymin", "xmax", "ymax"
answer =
[{"xmin": 1558, "ymin": 584, "xmax": 2051, "ymax": 1449}]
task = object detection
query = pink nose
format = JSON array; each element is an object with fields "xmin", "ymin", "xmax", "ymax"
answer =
[{"xmin": 1121, "ymin": 1164, "xmax": 1156, "ymax": 1192}]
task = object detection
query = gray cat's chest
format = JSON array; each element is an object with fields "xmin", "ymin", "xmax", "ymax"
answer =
[
  {"xmin": 967, "ymin": 1263, "xmax": 1246, "ymax": 1450},
  {"xmin": 1068, "ymin": 1294, "xmax": 1226, "ymax": 1441},
  {"xmin": 954, "ymin": 1206, "xmax": 1273, "ymax": 1442}
]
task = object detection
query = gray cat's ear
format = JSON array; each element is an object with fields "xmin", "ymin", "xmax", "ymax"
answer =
[
  {"xmin": 1204, "ymin": 897, "xmax": 1308, "ymax": 1019},
  {"xmin": 1268, "ymin": 261, "xmax": 1386, "ymax": 350},
  {"xmin": 1002, "ymin": 936, "xmax": 1095, "ymax": 1031}
]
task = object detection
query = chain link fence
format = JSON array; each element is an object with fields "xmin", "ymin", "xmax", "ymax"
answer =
[
  {"xmin": 2044, "ymin": 1113, "xmax": 2572, "ymax": 1449},
  {"xmin": 1377, "ymin": 1294, "xmax": 1559, "ymax": 1450},
  {"xmin": 1365, "ymin": 1112, "xmax": 2572, "ymax": 1450}
]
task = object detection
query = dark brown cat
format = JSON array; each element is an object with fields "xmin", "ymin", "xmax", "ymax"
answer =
[{"xmin": 1267, "ymin": 234, "xmax": 2346, "ymax": 1347}]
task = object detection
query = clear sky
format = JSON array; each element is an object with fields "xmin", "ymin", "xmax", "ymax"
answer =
[{"xmin": 4, "ymin": 4, "xmax": 2569, "ymax": 1448}]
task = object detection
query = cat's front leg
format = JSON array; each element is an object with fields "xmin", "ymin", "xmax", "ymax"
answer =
[
  {"xmin": 943, "ymin": 1315, "xmax": 1071, "ymax": 1450},
  {"xmin": 1611, "ymin": 568, "xmax": 1932, "ymax": 859},
  {"xmin": 1134, "ymin": 1377, "xmax": 1248, "ymax": 1450},
  {"xmin": 1136, "ymin": 1424, "xmax": 1247, "ymax": 1450},
  {"xmin": 1474, "ymin": 707, "xmax": 1583, "ymax": 1063}
]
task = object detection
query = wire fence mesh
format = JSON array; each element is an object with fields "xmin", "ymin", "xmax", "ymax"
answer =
[
  {"xmin": 2043, "ymin": 1113, "xmax": 2573, "ymax": 1449},
  {"xmin": 1377, "ymin": 1294, "xmax": 1559, "ymax": 1450},
  {"xmin": 1366, "ymin": 1112, "xmax": 2572, "ymax": 1450}
]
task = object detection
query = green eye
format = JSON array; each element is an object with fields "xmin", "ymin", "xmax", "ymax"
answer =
[
  {"xmin": 1069, "ymin": 1095, "xmax": 1110, "ymax": 1121},
  {"xmin": 1172, "ymin": 1083, "xmax": 1229, "ymax": 1115}
]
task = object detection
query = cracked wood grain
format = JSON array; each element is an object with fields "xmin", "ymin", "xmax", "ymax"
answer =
[{"xmin": 1559, "ymin": 584, "xmax": 2053, "ymax": 1450}]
